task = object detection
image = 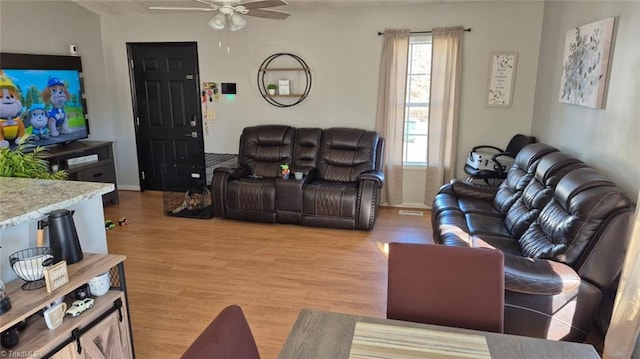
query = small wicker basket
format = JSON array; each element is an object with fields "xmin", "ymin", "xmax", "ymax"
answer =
[{"xmin": 9, "ymin": 247, "xmax": 54, "ymax": 290}]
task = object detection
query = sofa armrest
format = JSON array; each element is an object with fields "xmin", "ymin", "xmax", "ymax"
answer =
[
  {"xmin": 212, "ymin": 166, "xmax": 249, "ymax": 218},
  {"xmin": 214, "ymin": 166, "xmax": 249, "ymax": 179},
  {"xmin": 448, "ymin": 179, "xmax": 498, "ymax": 201},
  {"xmin": 504, "ymin": 254, "xmax": 581, "ymax": 295},
  {"xmin": 356, "ymin": 171, "xmax": 384, "ymax": 229},
  {"xmin": 359, "ymin": 170, "xmax": 385, "ymax": 188}
]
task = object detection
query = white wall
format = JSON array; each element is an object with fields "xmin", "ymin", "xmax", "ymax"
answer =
[
  {"xmin": 0, "ymin": 1, "xmax": 114, "ymax": 143},
  {"xmin": 532, "ymin": 1, "xmax": 640, "ymax": 198},
  {"xmin": 99, "ymin": 1, "xmax": 544, "ymax": 200}
]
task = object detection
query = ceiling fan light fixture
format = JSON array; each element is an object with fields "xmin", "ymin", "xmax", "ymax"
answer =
[
  {"xmin": 229, "ymin": 13, "xmax": 246, "ymax": 31},
  {"xmin": 208, "ymin": 13, "xmax": 226, "ymax": 30}
]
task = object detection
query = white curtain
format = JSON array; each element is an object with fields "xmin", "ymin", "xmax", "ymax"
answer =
[
  {"xmin": 604, "ymin": 193, "xmax": 640, "ymax": 359},
  {"xmin": 375, "ymin": 29, "xmax": 410, "ymax": 205},
  {"xmin": 424, "ymin": 26, "xmax": 464, "ymax": 205}
]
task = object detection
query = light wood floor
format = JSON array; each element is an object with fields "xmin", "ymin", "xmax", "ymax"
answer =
[{"xmin": 104, "ymin": 191, "xmax": 433, "ymax": 359}]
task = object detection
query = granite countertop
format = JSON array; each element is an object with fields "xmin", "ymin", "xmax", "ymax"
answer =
[{"xmin": 0, "ymin": 177, "xmax": 114, "ymax": 230}]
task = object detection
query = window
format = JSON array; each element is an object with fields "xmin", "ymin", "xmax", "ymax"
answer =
[{"xmin": 403, "ymin": 35, "xmax": 432, "ymax": 165}]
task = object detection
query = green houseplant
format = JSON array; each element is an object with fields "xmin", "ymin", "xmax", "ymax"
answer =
[
  {"xmin": 267, "ymin": 84, "xmax": 277, "ymax": 95},
  {"xmin": 0, "ymin": 138, "xmax": 67, "ymax": 180}
]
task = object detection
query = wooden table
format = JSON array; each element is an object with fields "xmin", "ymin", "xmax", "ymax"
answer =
[{"xmin": 277, "ymin": 309, "xmax": 600, "ymax": 359}]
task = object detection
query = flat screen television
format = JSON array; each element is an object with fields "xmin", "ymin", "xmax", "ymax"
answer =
[{"xmin": 0, "ymin": 52, "xmax": 89, "ymax": 150}]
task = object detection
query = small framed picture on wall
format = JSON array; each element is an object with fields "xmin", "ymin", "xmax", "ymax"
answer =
[{"xmin": 486, "ymin": 52, "xmax": 518, "ymax": 108}]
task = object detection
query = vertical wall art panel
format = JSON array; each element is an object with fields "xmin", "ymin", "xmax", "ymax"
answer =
[
  {"xmin": 486, "ymin": 52, "xmax": 518, "ymax": 107},
  {"xmin": 559, "ymin": 17, "xmax": 615, "ymax": 109}
]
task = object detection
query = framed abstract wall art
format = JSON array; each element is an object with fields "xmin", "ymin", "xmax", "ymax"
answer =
[
  {"xmin": 559, "ymin": 17, "xmax": 615, "ymax": 109},
  {"xmin": 486, "ymin": 52, "xmax": 518, "ymax": 108}
]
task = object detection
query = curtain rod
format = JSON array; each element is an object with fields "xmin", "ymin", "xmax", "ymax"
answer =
[{"xmin": 377, "ymin": 28, "xmax": 471, "ymax": 36}]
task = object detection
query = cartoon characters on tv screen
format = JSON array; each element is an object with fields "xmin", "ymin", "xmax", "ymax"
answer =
[
  {"xmin": 0, "ymin": 71, "xmax": 26, "ymax": 148},
  {"xmin": 28, "ymin": 104, "xmax": 49, "ymax": 140},
  {"xmin": 42, "ymin": 77, "xmax": 71, "ymax": 137},
  {"xmin": 0, "ymin": 71, "xmax": 76, "ymax": 148}
]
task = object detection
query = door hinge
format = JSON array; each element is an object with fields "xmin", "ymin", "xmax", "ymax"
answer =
[
  {"xmin": 141, "ymin": 171, "xmax": 145, "ymax": 180},
  {"xmin": 136, "ymin": 117, "xmax": 140, "ymax": 126},
  {"xmin": 130, "ymin": 59, "xmax": 134, "ymax": 69}
]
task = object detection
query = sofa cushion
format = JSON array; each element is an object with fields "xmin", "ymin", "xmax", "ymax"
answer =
[
  {"xmin": 465, "ymin": 213, "xmax": 513, "ymax": 238},
  {"xmin": 492, "ymin": 143, "xmax": 558, "ymax": 213},
  {"xmin": 458, "ymin": 198, "xmax": 501, "ymax": 216}
]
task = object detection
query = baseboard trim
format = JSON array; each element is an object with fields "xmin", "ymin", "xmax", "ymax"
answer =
[
  {"xmin": 381, "ymin": 203, "xmax": 431, "ymax": 210},
  {"xmin": 117, "ymin": 185, "xmax": 141, "ymax": 191},
  {"xmin": 398, "ymin": 210, "xmax": 424, "ymax": 216}
]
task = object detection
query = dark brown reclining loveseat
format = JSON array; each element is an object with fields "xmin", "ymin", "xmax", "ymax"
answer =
[
  {"xmin": 431, "ymin": 143, "xmax": 635, "ymax": 342},
  {"xmin": 212, "ymin": 125, "xmax": 385, "ymax": 230}
]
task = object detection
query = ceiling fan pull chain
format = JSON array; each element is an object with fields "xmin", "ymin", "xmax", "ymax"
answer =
[
  {"xmin": 217, "ymin": 30, "xmax": 222, "ymax": 48},
  {"xmin": 226, "ymin": 26, "xmax": 231, "ymax": 53}
]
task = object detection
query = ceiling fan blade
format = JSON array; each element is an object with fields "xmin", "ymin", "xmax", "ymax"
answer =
[
  {"xmin": 245, "ymin": 8, "xmax": 290, "ymax": 19},
  {"xmin": 239, "ymin": 0, "xmax": 288, "ymax": 10},
  {"xmin": 194, "ymin": 0, "xmax": 216, "ymax": 5},
  {"xmin": 149, "ymin": 6, "xmax": 217, "ymax": 11}
]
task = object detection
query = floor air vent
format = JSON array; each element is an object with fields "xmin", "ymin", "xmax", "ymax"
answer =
[{"xmin": 398, "ymin": 210, "xmax": 424, "ymax": 216}]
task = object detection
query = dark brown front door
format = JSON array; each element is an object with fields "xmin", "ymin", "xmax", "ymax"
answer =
[{"xmin": 128, "ymin": 42, "xmax": 203, "ymax": 190}]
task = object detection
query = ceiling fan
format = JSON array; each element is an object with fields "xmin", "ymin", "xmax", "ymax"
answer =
[{"xmin": 149, "ymin": 0, "xmax": 290, "ymax": 31}]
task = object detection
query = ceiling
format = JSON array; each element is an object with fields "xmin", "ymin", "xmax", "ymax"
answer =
[{"xmin": 70, "ymin": 0, "xmax": 440, "ymax": 16}]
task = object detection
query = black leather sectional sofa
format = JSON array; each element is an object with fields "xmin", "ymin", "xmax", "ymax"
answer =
[
  {"xmin": 431, "ymin": 143, "xmax": 635, "ymax": 342},
  {"xmin": 212, "ymin": 125, "xmax": 385, "ymax": 230}
]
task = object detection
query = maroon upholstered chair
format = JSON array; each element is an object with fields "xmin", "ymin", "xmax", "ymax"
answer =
[
  {"xmin": 181, "ymin": 305, "xmax": 260, "ymax": 359},
  {"xmin": 387, "ymin": 243, "xmax": 505, "ymax": 333}
]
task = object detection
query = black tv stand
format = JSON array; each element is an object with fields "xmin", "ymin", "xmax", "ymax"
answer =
[
  {"xmin": 50, "ymin": 141, "xmax": 74, "ymax": 149},
  {"xmin": 45, "ymin": 140, "xmax": 119, "ymax": 205}
]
